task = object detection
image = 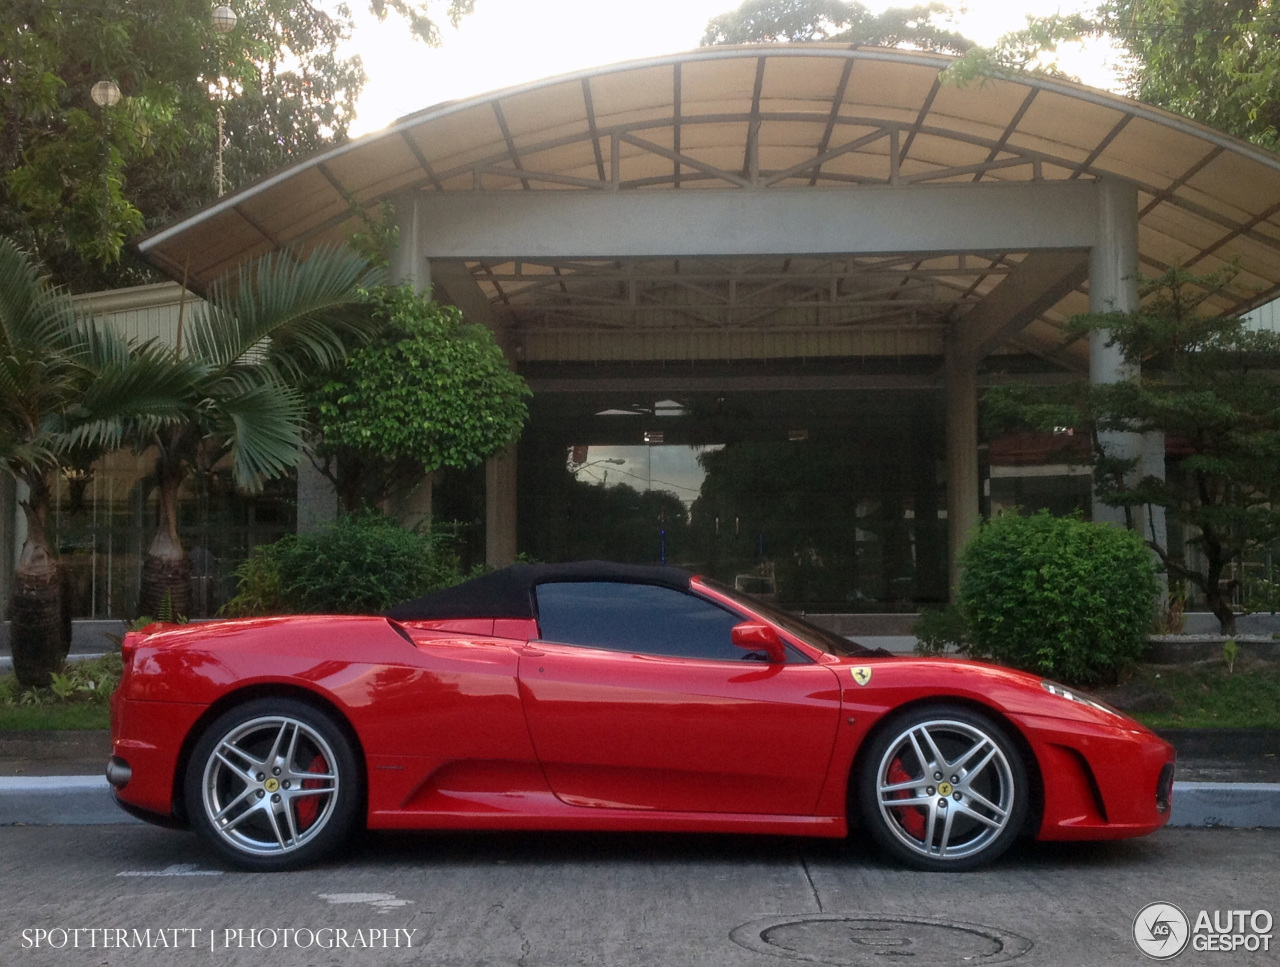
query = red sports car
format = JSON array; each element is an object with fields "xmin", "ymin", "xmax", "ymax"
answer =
[{"xmin": 107, "ymin": 562, "xmax": 1175, "ymax": 872}]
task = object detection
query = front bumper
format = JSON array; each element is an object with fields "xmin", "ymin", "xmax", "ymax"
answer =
[{"xmin": 1012, "ymin": 711, "xmax": 1177, "ymax": 841}]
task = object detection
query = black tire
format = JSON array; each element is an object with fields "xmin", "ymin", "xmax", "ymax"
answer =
[
  {"xmin": 184, "ymin": 697, "xmax": 361, "ymax": 871},
  {"xmin": 857, "ymin": 704, "xmax": 1028, "ymax": 871}
]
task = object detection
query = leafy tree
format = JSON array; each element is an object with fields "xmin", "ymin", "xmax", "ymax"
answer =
[
  {"xmin": 0, "ymin": 238, "xmax": 193, "ymax": 686},
  {"xmin": 946, "ymin": 1, "xmax": 1280, "ymax": 151},
  {"xmin": 136, "ymin": 246, "xmax": 382, "ymax": 619},
  {"xmin": 702, "ymin": 0, "xmax": 973, "ymax": 53},
  {"xmin": 985, "ymin": 266, "xmax": 1280, "ymax": 634},
  {"xmin": 1, "ymin": 0, "xmax": 473, "ymax": 291},
  {"xmin": 309, "ymin": 287, "xmax": 530, "ymax": 512}
]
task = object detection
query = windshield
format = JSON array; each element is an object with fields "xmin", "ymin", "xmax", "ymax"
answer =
[{"xmin": 698, "ymin": 577, "xmax": 879, "ymax": 658}]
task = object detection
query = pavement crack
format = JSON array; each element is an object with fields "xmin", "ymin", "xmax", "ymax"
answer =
[{"xmin": 799, "ymin": 853, "xmax": 824, "ymax": 913}]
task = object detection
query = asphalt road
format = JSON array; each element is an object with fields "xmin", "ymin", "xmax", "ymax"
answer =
[{"xmin": 0, "ymin": 825, "xmax": 1276, "ymax": 967}]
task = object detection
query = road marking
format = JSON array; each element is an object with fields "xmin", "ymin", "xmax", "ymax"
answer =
[
  {"xmin": 318, "ymin": 893, "xmax": 414, "ymax": 912},
  {"xmin": 118, "ymin": 864, "xmax": 223, "ymax": 877}
]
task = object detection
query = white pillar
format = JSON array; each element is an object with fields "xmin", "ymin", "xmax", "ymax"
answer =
[
  {"xmin": 1088, "ymin": 179, "xmax": 1165, "ymax": 547},
  {"xmin": 944, "ymin": 337, "xmax": 980, "ymax": 595},
  {"xmin": 391, "ymin": 192, "xmax": 431, "ymax": 294},
  {"xmin": 387, "ymin": 192, "xmax": 434, "ymax": 524}
]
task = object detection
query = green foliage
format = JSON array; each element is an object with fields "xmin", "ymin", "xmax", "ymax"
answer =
[
  {"xmin": 912, "ymin": 605, "xmax": 970, "ymax": 656},
  {"xmin": 0, "ymin": 0, "xmax": 473, "ymax": 290},
  {"xmin": 222, "ymin": 511, "xmax": 463, "ymax": 615},
  {"xmin": 311, "ymin": 287, "xmax": 530, "ymax": 510},
  {"xmin": 945, "ymin": 1, "xmax": 1280, "ymax": 151},
  {"xmin": 221, "ymin": 543, "xmax": 288, "ymax": 617},
  {"xmin": 983, "ymin": 266, "xmax": 1280, "ymax": 635},
  {"xmin": 702, "ymin": 0, "xmax": 973, "ymax": 52},
  {"xmin": 0, "ymin": 652, "xmax": 123, "ymax": 711},
  {"xmin": 1223, "ymin": 638, "xmax": 1239, "ymax": 674},
  {"xmin": 958, "ymin": 511, "xmax": 1159, "ymax": 684}
]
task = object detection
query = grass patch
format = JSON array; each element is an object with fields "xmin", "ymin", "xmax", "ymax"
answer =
[
  {"xmin": 0, "ymin": 704, "xmax": 109, "ymax": 730},
  {"xmin": 0, "ymin": 652, "xmax": 120, "ymax": 731},
  {"xmin": 1118, "ymin": 659, "xmax": 1280, "ymax": 730}
]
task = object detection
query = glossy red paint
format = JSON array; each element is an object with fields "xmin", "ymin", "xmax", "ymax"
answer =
[{"xmin": 109, "ymin": 574, "xmax": 1174, "ymax": 856}]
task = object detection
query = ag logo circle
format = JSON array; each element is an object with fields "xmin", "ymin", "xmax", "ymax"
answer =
[{"xmin": 1133, "ymin": 902, "xmax": 1190, "ymax": 960}]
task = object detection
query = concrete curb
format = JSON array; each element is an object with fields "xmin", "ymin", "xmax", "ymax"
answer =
[
  {"xmin": 1168, "ymin": 781, "xmax": 1280, "ymax": 828},
  {"xmin": 0, "ymin": 775, "xmax": 141, "ymax": 826},
  {"xmin": 1, "ymin": 776, "xmax": 1277, "ymax": 829}
]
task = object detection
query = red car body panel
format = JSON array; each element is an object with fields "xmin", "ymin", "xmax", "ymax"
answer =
[{"xmin": 110, "ymin": 575, "xmax": 1174, "ymax": 847}]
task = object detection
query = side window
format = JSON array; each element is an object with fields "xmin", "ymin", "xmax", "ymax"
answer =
[{"xmin": 535, "ymin": 582, "xmax": 746, "ymax": 661}]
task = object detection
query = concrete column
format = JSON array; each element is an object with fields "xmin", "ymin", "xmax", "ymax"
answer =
[
  {"xmin": 386, "ymin": 192, "xmax": 434, "ymax": 524},
  {"xmin": 1088, "ymin": 178, "xmax": 1165, "ymax": 546},
  {"xmin": 486, "ymin": 443, "xmax": 518, "ymax": 568},
  {"xmin": 296, "ymin": 457, "xmax": 338, "ymax": 534},
  {"xmin": 386, "ymin": 477, "xmax": 433, "ymax": 533},
  {"xmin": 944, "ymin": 338, "xmax": 980, "ymax": 596},
  {"xmin": 390, "ymin": 192, "xmax": 431, "ymax": 295}
]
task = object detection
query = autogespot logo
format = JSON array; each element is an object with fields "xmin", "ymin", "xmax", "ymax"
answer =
[{"xmin": 1133, "ymin": 902, "xmax": 1191, "ymax": 960}]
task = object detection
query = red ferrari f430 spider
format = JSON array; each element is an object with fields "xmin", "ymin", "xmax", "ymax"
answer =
[{"xmin": 108, "ymin": 562, "xmax": 1175, "ymax": 871}]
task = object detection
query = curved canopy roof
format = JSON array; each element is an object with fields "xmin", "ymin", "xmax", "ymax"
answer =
[{"xmin": 134, "ymin": 45, "xmax": 1280, "ymax": 370}]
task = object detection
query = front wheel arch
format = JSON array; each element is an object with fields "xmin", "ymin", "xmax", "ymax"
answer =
[
  {"xmin": 849, "ymin": 696, "xmax": 1042, "ymax": 833},
  {"xmin": 847, "ymin": 698, "xmax": 1042, "ymax": 867}
]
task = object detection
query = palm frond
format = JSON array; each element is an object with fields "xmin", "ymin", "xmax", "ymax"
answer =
[
  {"xmin": 188, "ymin": 246, "xmax": 383, "ymax": 380},
  {"xmin": 0, "ymin": 238, "xmax": 80, "ymax": 358},
  {"xmin": 214, "ymin": 380, "xmax": 307, "ymax": 489}
]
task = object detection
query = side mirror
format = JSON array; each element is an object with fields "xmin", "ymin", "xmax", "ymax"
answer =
[{"xmin": 731, "ymin": 621, "xmax": 786, "ymax": 663}]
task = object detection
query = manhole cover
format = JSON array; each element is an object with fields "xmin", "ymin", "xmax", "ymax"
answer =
[{"xmin": 730, "ymin": 914, "xmax": 1033, "ymax": 967}]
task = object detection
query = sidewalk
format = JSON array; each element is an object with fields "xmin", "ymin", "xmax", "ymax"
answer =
[{"xmin": 1, "ymin": 729, "xmax": 1277, "ymax": 829}]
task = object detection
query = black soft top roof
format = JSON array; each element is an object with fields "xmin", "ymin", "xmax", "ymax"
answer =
[{"xmin": 383, "ymin": 561, "xmax": 693, "ymax": 621}]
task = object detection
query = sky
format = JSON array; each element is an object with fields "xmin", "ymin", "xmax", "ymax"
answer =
[{"xmin": 345, "ymin": 0, "xmax": 1122, "ymax": 137}]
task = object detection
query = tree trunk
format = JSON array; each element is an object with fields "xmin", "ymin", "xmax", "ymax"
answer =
[
  {"xmin": 1201, "ymin": 537, "xmax": 1238, "ymax": 635},
  {"xmin": 140, "ymin": 463, "xmax": 190, "ymax": 619},
  {"xmin": 10, "ymin": 476, "xmax": 66, "ymax": 688}
]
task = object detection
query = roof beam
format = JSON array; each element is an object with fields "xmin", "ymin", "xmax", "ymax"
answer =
[
  {"xmin": 407, "ymin": 182, "xmax": 1100, "ymax": 260},
  {"xmin": 953, "ymin": 249, "xmax": 1091, "ymax": 361}
]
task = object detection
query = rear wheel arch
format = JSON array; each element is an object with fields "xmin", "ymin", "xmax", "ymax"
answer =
[
  {"xmin": 847, "ymin": 696, "xmax": 1043, "ymax": 838},
  {"xmin": 172, "ymin": 683, "xmax": 366, "ymax": 828}
]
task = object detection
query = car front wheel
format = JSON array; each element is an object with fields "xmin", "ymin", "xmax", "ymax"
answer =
[
  {"xmin": 185, "ymin": 698, "xmax": 360, "ymax": 871},
  {"xmin": 858, "ymin": 705, "xmax": 1028, "ymax": 871}
]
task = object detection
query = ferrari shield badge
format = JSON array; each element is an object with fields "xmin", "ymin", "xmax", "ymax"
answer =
[{"xmin": 850, "ymin": 666, "xmax": 873, "ymax": 687}]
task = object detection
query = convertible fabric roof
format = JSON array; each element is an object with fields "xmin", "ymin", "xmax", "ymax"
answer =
[{"xmin": 384, "ymin": 561, "xmax": 693, "ymax": 621}]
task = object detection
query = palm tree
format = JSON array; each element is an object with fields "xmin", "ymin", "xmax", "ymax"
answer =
[
  {"xmin": 0, "ymin": 238, "xmax": 193, "ymax": 686},
  {"xmin": 137, "ymin": 246, "xmax": 381, "ymax": 618}
]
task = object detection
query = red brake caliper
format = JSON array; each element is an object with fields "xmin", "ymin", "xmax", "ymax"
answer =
[
  {"xmin": 888, "ymin": 758, "xmax": 927, "ymax": 839},
  {"xmin": 294, "ymin": 754, "xmax": 328, "ymax": 830}
]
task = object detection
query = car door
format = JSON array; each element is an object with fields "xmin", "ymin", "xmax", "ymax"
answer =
[{"xmin": 516, "ymin": 581, "xmax": 843, "ymax": 815}]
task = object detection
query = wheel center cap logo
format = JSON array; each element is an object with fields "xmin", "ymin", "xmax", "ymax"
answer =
[
  {"xmin": 264, "ymin": 778, "xmax": 279, "ymax": 793},
  {"xmin": 937, "ymin": 781, "xmax": 954, "ymax": 797}
]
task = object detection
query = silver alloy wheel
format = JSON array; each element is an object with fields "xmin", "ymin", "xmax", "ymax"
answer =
[
  {"xmin": 874, "ymin": 717, "xmax": 1016, "ymax": 862},
  {"xmin": 200, "ymin": 714, "xmax": 341, "ymax": 857}
]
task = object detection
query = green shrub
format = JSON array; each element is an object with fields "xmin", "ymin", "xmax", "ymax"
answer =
[
  {"xmin": 958, "ymin": 511, "xmax": 1158, "ymax": 684},
  {"xmin": 223, "ymin": 511, "xmax": 463, "ymax": 616},
  {"xmin": 222, "ymin": 542, "xmax": 287, "ymax": 616}
]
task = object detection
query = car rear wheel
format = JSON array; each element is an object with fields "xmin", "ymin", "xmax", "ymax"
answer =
[
  {"xmin": 857, "ymin": 705, "xmax": 1028, "ymax": 871},
  {"xmin": 185, "ymin": 698, "xmax": 360, "ymax": 871}
]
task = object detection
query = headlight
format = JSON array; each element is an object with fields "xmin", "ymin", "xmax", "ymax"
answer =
[{"xmin": 1040, "ymin": 680, "xmax": 1123, "ymax": 717}]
